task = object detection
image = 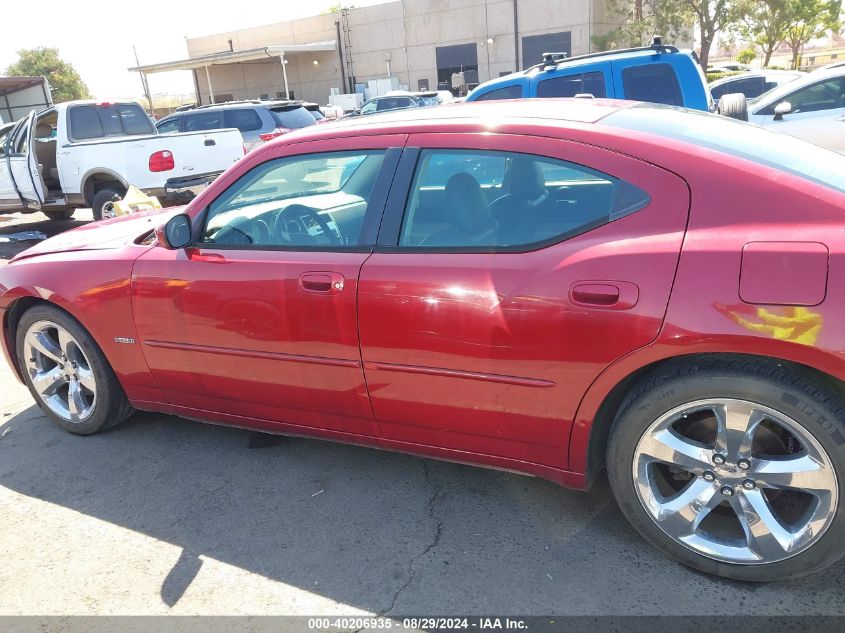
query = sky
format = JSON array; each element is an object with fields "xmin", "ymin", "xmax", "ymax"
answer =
[{"xmin": 1, "ymin": 0, "xmax": 389, "ymax": 100}]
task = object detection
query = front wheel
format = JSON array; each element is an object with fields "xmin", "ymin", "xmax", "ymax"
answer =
[
  {"xmin": 607, "ymin": 357, "xmax": 845, "ymax": 581},
  {"xmin": 16, "ymin": 304, "xmax": 134, "ymax": 435}
]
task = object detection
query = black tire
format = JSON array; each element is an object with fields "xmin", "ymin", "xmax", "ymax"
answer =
[
  {"xmin": 43, "ymin": 209, "xmax": 74, "ymax": 221},
  {"xmin": 716, "ymin": 93, "xmax": 749, "ymax": 121},
  {"xmin": 15, "ymin": 303, "xmax": 134, "ymax": 435},
  {"xmin": 607, "ymin": 355, "xmax": 845, "ymax": 581},
  {"xmin": 91, "ymin": 186, "xmax": 124, "ymax": 221}
]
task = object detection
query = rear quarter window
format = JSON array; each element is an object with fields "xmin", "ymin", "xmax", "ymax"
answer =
[
  {"xmin": 68, "ymin": 104, "xmax": 154, "ymax": 140},
  {"xmin": 223, "ymin": 108, "xmax": 264, "ymax": 132},
  {"xmin": 621, "ymin": 63, "xmax": 683, "ymax": 106}
]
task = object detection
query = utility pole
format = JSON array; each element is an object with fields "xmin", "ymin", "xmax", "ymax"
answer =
[{"xmin": 133, "ymin": 45, "xmax": 154, "ymax": 114}]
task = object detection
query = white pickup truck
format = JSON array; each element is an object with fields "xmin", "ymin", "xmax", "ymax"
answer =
[{"xmin": 0, "ymin": 100, "xmax": 244, "ymax": 221}]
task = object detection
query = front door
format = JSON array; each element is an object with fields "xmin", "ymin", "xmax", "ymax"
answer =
[
  {"xmin": 132, "ymin": 136, "xmax": 403, "ymax": 437},
  {"xmin": 3, "ymin": 111, "xmax": 44, "ymax": 212},
  {"xmin": 358, "ymin": 133, "xmax": 689, "ymax": 469}
]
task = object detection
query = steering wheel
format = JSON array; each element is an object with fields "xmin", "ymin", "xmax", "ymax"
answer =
[{"xmin": 274, "ymin": 204, "xmax": 340, "ymax": 246}]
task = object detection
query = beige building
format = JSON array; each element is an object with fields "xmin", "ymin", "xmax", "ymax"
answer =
[{"xmin": 134, "ymin": 0, "xmax": 622, "ymax": 106}]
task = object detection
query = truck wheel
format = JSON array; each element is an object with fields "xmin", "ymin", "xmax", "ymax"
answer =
[
  {"xmin": 717, "ymin": 93, "xmax": 748, "ymax": 121},
  {"xmin": 92, "ymin": 186, "xmax": 124, "ymax": 221},
  {"xmin": 607, "ymin": 356, "xmax": 845, "ymax": 581},
  {"xmin": 16, "ymin": 303, "xmax": 134, "ymax": 435},
  {"xmin": 43, "ymin": 210, "xmax": 74, "ymax": 221}
]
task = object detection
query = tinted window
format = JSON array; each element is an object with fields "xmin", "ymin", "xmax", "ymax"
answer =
[
  {"xmin": 376, "ymin": 97, "xmax": 414, "ymax": 111},
  {"xmin": 201, "ymin": 151, "xmax": 385, "ymax": 249},
  {"xmin": 399, "ymin": 149, "xmax": 650, "ymax": 251},
  {"xmin": 604, "ymin": 104, "xmax": 845, "ymax": 193},
  {"xmin": 156, "ymin": 117, "xmax": 181, "ymax": 134},
  {"xmin": 269, "ymin": 106, "xmax": 317, "ymax": 129},
  {"xmin": 711, "ymin": 77, "xmax": 765, "ymax": 100},
  {"xmin": 223, "ymin": 108, "xmax": 263, "ymax": 132},
  {"xmin": 68, "ymin": 106, "xmax": 104, "ymax": 140},
  {"xmin": 184, "ymin": 111, "xmax": 222, "ymax": 132},
  {"xmin": 474, "ymin": 84, "xmax": 524, "ymax": 101},
  {"xmin": 765, "ymin": 77, "xmax": 845, "ymax": 114},
  {"xmin": 537, "ymin": 72, "xmax": 607, "ymax": 98},
  {"xmin": 621, "ymin": 63, "xmax": 683, "ymax": 106},
  {"xmin": 69, "ymin": 104, "xmax": 154, "ymax": 140}
]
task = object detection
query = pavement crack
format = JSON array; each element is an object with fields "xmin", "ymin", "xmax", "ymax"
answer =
[{"xmin": 381, "ymin": 460, "xmax": 443, "ymax": 616}]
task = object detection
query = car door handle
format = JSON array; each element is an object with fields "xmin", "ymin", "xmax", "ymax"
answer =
[
  {"xmin": 204, "ymin": 139, "xmax": 216, "ymax": 146},
  {"xmin": 299, "ymin": 272, "xmax": 345, "ymax": 294},
  {"xmin": 570, "ymin": 281, "xmax": 638, "ymax": 309}
]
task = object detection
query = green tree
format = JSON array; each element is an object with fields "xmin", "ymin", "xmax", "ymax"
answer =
[
  {"xmin": 783, "ymin": 0, "xmax": 842, "ymax": 69},
  {"xmin": 597, "ymin": 0, "xmax": 744, "ymax": 69},
  {"xmin": 735, "ymin": 0, "xmax": 792, "ymax": 66},
  {"xmin": 5, "ymin": 47, "xmax": 91, "ymax": 103},
  {"xmin": 736, "ymin": 47, "xmax": 756, "ymax": 64}
]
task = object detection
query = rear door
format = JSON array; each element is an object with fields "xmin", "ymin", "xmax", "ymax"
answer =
[
  {"xmin": 357, "ymin": 133, "xmax": 689, "ymax": 469},
  {"xmin": 6, "ymin": 111, "xmax": 44, "ymax": 211}
]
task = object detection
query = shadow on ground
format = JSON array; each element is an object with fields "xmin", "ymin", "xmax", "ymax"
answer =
[
  {"xmin": 0, "ymin": 213, "xmax": 89, "ymax": 261},
  {"xmin": 1, "ymin": 406, "xmax": 844, "ymax": 615}
]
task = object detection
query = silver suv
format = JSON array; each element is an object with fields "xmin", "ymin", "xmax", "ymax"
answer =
[{"xmin": 156, "ymin": 101, "xmax": 316, "ymax": 152}]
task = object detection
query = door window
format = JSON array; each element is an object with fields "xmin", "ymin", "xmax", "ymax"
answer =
[
  {"xmin": 223, "ymin": 108, "xmax": 263, "ymax": 132},
  {"xmin": 621, "ymin": 63, "xmax": 683, "ymax": 106},
  {"xmin": 537, "ymin": 72, "xmax": 607, "ymax": 98},
  {"xmin": 184, "ymin": 111, "xmax": 223, "ymax": 132},
  {"xmin": 473, "ymin": 84, "xmax": 524, "ymax": 101},
  {"xmin": 156, "ymin": 117, "xmax": 182, "ymax": 133},
  {"xmin": 398, "ymin": 149, "xmax": 650, "ymax": 251},
  {"xmin": 201, "ymin": 151, "xmax": 386, "ymax": 249},
  {"xmin": 767, "ymin": 77, "xmax": 845, "ymax": 114}
]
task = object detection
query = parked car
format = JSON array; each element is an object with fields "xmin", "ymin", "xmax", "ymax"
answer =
[
  {"xmin": 466, "ymin": 38, "xmax": 718, "ymax": 114},
  {"xmin": 156, "ymin": 101, "xmax": 316, "ymax": 152},
  {"xmin": 709, "ymin": 70, "xmax": 805, "ymax": 102},
  {"xmin": 813, "ymin": 60, "xmax": 845, "ymax": 73},
  {"xmin": 3, "ymin": 100, "xmax": 845, "ymax": 582},
  {"xmin": 350, "ymin": 93, "xmax": 435, "ymax": 117},
  {"xmin": 708, "ymin": 62, "xmax": 752, "ymax": 73},
  {"xmin": 745, "ymin": 67, "xmax": 845, "ymax": 152},
  {"xmin": 0, "ymin": 101, "xmax": 244, "ymax": 221},
  {"xmin": 302, "ymin": 102, "xmax": 327, "ymax": 124}
]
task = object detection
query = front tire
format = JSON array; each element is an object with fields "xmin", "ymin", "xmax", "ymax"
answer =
[
  {"xmin": 16, "ymin": 304, "xmax": 134, "ymax": 435},
  {"xmin": 607, "ymin": 356, "xmax": 845, "ymax": 581}
]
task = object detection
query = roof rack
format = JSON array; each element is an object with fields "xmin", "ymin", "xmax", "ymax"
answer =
[{"xmin": 527, "ymin": 36, "xmax": 679, "ymax": 73}]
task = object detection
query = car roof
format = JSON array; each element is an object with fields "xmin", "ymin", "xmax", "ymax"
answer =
[
  {"xmin": 751, "ymin": 66, "xmax": 845, "ymax": 106},
  {"xmin": 709, "ymin": 70, "xmax": 804, "ymax": 87},
  {"xmin": 283, "ymin": 98, "xmax": 631, "ymax": 140}
]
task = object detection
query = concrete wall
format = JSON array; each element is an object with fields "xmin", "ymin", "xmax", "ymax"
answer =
[{"xmin": 187, "ymin": 0, "xmax": 621, "ymax": 105}]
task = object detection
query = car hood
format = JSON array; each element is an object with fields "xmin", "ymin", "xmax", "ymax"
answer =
[{"xmin": 10, "ymin": 207, "xmax": 184, "ymax": 263}]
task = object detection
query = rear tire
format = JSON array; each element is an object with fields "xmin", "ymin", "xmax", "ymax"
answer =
[
  {"xmin": 15, "ymin": 303, "xmax": 134, "ymax": 435},
  {"xmin": 43, "ymin": 209, "xmax": 74, "ymax": 221},
  {"xmin": 716, "ymin": 93, "xmax": 749, "ymax": 121},
  {"xmin": 91, "ymin": 186, "xmax": 124, "ymax": 221},
  {"xmin": 607, "ymin": 356, "xmax": 845, "ymax": 581}
]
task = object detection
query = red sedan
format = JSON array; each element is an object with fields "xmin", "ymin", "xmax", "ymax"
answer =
[{"xmin": 2, "ymin": 99, "xmax": 845, "ymax": 581}]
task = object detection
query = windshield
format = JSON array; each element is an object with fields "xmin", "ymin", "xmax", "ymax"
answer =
[{"xmin": 604, "ymin": 104, "xmax": 845, "ymax": 194}]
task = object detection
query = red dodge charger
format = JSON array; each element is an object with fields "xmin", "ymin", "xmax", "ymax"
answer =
[{"xmin": 2, "ymin": 99, "xmax": 845, "ymax": 581}]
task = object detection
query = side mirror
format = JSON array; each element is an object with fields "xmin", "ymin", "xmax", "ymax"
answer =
[
  {"xmin": 155, "ymin": 213, "xmax": 192, "ymax": 249},
  {"xmin": 773, "ymin": 101, "xmax": 792, "ymax": 120}
]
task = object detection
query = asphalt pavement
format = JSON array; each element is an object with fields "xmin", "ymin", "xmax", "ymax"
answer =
[{"xmin": 1, "ymin": 210, "xmax": 844, "ymax": 616}]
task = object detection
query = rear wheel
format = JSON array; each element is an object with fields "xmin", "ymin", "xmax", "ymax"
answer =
[
  {"xmin": 16, "ymin": 304, "xmax": 134, "ymax": 435},
  {"xmin": 607, "ymin": 357, "xmax": 845, "ymax": 581},
  {"xmin": 91, "ymin": 186, "xmax": 124, "ymax": 221},
  {"xmin": 43, "ymin": 209, "xmax": 74, "ymax": 221}
]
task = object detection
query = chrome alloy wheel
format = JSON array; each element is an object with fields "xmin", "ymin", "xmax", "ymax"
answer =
[
  {"xmin": 23, "ymin": 320, "xmax": 97, "ymax": 422},
  {"xmin": 633, "ymin": 398, "xmax": 838, "ymax": 565}
]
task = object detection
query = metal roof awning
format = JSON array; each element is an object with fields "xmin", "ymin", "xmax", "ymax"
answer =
[
  {"xmin": 128, "ymin": 42, "xmax": 337, "ymax": 75},
  {"xmin": 0, "ymin": 76, "xmax": 47, "ymax": 97}
]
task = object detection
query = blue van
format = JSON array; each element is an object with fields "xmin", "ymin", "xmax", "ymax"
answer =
[{"xmin": 467, "ymin": 38, "xmax": 713, "ymax": 112}]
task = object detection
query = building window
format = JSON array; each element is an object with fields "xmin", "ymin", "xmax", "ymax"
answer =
[{"xmin": 522, "ymin": 32, "xmax": 571, "ymax": 69}]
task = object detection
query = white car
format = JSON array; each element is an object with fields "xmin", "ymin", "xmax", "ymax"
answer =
[
  {"xmin": 709, "ymin": 70, "xmax": 804, "ymax": 102},
  {"xmin": 708, "ymin": 62, "xmax": 751, "ymax": 73},
  {"xmin": 0, "ymin": 101, "xmax": 244, "ymax": 221},
  {"xmin": 746, "ymin": 68, "xmax": 845, "ymax": 153}
]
